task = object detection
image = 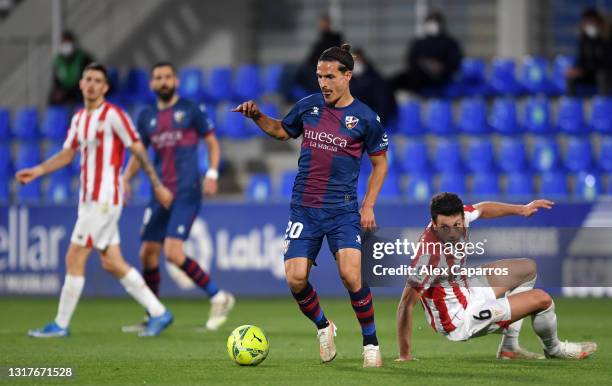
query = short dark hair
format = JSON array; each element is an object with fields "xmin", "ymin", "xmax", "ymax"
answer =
[
  {"xmin": 319, "ymin": 43, "xmax": 354, "ymax": 72},
  {"xmin": 61, "ymin": 30, "xmax": 76, "ymax": 42},
  {"xmin": 151, "ymin": 61, "xmax": 177, "ymax": 75},
  {"xmin": 82, "ymin": 62, "xmax": 108, "ymax": 82},
  {"xmin": 430, "ymin": 192, "xmax": 464, "ymax": 222}
]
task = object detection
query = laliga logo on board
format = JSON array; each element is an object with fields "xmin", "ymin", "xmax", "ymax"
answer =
[{"xmin": 345, "ymin": 115, "xmax": 359, "ymax": 129}]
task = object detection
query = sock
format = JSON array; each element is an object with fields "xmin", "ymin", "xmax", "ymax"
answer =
[
  {"xmin": 291, "ymin": 282, "xmax": 329, "ymax": 330},
  {"xmin": 120, "ymin": 268, "xmax": 166, "ymax": 317},
  {"xmin": 531, "ymin": 301, "xmax": 561, "ymax": 354},
  {"xmin": 54, "ymin": 274, "xmax": 85, "ymax": 329},
  {"xmin": 179, "ymin": 257, "xmax": 219, "ymax": 298},
  {"xmin": 143, "ymin": 266, "xmax": 161, "ymax": 297},
  {"xmin": 349, "ymin": 284, "xmax": 378, "ymax": 346},
  {"xmin": 500, "ymin": 275, "xmax": 536, "ymax": 351}
]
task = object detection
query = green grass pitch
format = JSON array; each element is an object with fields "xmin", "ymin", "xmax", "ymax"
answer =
[{"xmin": 1, "ymin": 297, "xmax": 610, "ymax": 385}]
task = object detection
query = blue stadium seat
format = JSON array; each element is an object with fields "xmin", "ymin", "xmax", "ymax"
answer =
[
  {"xmin": 465, "ymin": 137, "xmax": 494, "ymax": 172},
  {"xmin": 201, "ymin": 103, "xmax": 217, "ymax": 129},
  {"xmin": 178, "ymin": 67, "xmax": 206, "ymax": 101},
  {"xmin": 14, "ymin": 106, "xmax": 40, "ymax": 140},
  {"xmin": 401, "ymin": 139, "xmax": 428, "ymax": 173},
  {"xmin": 404, "ymin": 172, "xmax": 433, "ymax": 201},
  {"xmin": 591, "ymin": 97, "xmax": 612, "ymax": 135},
  {"xmin": 460, "ymin": 58, "xmax": 488, "ymax": 96},
  {"xmin": 0, "ymin": 178, "xmax": 9, "ymax": 203},
  {"xmin": 426, "ymin": 100, "xmax": 455, "ymax": 135},
  {"xmin": 45, "ymin": 141, "xmax": 63, "ymax": 160},
  {"xmin": 16, "ymin": 179, "xmax": 41, "ymax": 203},
  {"xmin": 42, "ymin": 106, "xmax": 70, "ymax": 140},
  {"xmin": 122, "ymin": 68, "xmax": 153, "ymax": 104},
  {"xmin": 70, "ymin": 152, "xmax": 81, "ymax": 176},
  {"xmin": 106, "ymin": 66, "xmax": 120, "ymax": 95},
  {"xmin": 438, "ymin": 172, "xmax": 466, "ymax": 194},
  {"xmin": 206, "ymin": 67, "xmax": 233, "ymax": 102},
  {"xmin": 458, "ymin": 98, "xmax": 488, "ymax": 134},
  {"xmin": 280, "ymin": 169, "xmax": 297, "ymax": 199},
  {"xmin": 433, "ymin": 138, "xmax": 462, "ymax": 172},
  {"xmin": 0, "ymin": 107, "xmax": 10, "ymax": 140},
  {"xmin": 15, "ymin": 142, "xmax": 41, "ymax": 170},
  {"xmin": 575, "ymin": 172, "xmax": 601, "ymax": 201},
  {"xmin": 523, "ymin": 97, "xmax": 553, "ymax": 134},
  {"xmin": 472, "ymin": 171, "xmax": 499, "ymax": 196},
  {"xmin": 489, "ymin": 98, "xmax": 520, "ymax": 135},
  {"xmin": 553, "ymin": 55, "xmax": 573, "ymax": 94},
  {"xmin": 45, "ymin": 170, "xmax": 73, "ymax": 203},
  {"xmin": 246, "ymin": 173, "xmax": 272, "ymax": 201},
  {"xmin": 233, "ymin": 64, "xmax": 261, "ymax": 101},
  {"xmin": 497, "ymin": 138, "xmax": 526, "ymax": 172},
  {"xmin": 379, "ymin": 171, "xmax": 401, "ymax": 198},
  {"xmin": 263, "ymin": 63, "xmax": 284, "ymax": 95},
  {"xmin": 521, "ymin": 56, "xmax": 553, "ymax": 95},
  {"xmin": 217, "ymin": 107, "xmax": 247, "ymax": 139},
  {"xmin": 557, "ymin": 97, "xmax": 587, "ymax": 135},
  {"xmin": 197, "ymin": 142, "xmax": 209, "ymax": 173},
  {"xmin": 397, "ymin": 100, "xmax": 423, "ymax": 135},
  {"xmin": 540, "ymin": 171, "xmax": 568, "ymax": 197},
  {"xmin": 531, "ymin": 137, "xmax": 560, "ymax": 172},
  {"xmin": 564, "ymin": 137, "xmax": 592, "ymax": 172},
  {"xmin": 0, "ymin": 143, "xmax": 13, "ymax": 177},
  {"xmin": 598, "ymin": 136, "xmax": 612, "ymax": 172},
  {"xmin": 489, "ymin": 58, "xmax": 522, "ymax": 96},
  {"xmin": 505, "ymin": 172, "xmax": 534, "ymax": 197}
]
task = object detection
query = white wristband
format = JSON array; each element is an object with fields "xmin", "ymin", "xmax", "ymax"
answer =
[{"xmin": 205, "ymin": 169, "xmax": 219, "ymax": 180}]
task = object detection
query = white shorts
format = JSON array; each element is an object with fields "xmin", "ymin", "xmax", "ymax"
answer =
[
  {"xmin": 70, "ymin": 202, "xmax": 122, "ymax": 250},
  {"xmin": 446, "ymin": 280, "xmax": 512, "ymax": 342}
]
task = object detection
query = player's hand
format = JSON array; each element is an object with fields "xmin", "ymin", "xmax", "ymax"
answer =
[
  {"xmin": 202, "ymin": 177, "xmax": 218, "ymax": 196},
  {"xmin": 15, "ymin": 166, "xmax": 44, "ymax": 184},
  {"xmin": 154, "ymin": 184, "xmax": 174, "ymax": 209},
  {"xmin": 122, "ymin": 177, "xmax": 133, "ymax": 202},
  {"xmin": 360, "ymin": 205, "xmax": 377, "ymax": 231},
  {"xmin": 520, "ymin": 199, "xmax": 554, "ymax": 217},
  {"xmin": 232, "ymin": 100, "xmax": 262, "ymax": 120}
]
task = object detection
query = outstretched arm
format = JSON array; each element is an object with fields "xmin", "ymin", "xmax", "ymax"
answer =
[
  {"xmin": 15, "ymin": 148, "xmax": 76, "ymax": 184},
  {"xmin": 396, "ymin": 285, "xmax": 420, "ymax": 361},
  {"xmin": 474, "ymin": 199, "xmax": 554, "ymax": 219},
  {"xmin": 232, "ymin": 100, "xmax": 291, "ymax": 140}
]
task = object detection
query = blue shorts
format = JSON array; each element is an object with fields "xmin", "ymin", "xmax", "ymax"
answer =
[
  {"xmin": 140, "ymin": 198, "xmax": 201, "ymax": 242},
  {"xmin": 283, "ymin": 202, "xmax": 362, "ymax": 262}
]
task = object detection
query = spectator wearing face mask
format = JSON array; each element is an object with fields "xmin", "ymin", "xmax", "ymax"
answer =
[
  {"xmin": 49, "ymin": 30, "xmax": 95, "ymax": 105},
  {"xmin": 350, "ymin": 48, "xmax": 397, "ymax": 126},
  {"xmin": 294, "ymin": 14, "xmax": 344, "ymax": 95},
  {"xmin": 391, "ymin": 11, "xmax": 463, "ymax": 96},
  {"xmin": 566, "ymin": 8, "xmax": 612, "ymax": 96}
]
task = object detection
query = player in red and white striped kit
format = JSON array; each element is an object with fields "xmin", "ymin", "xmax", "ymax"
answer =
[
  {"xmin": 16, "ymin": 63, "xmax": 175, "ymax": 338},
  {"xmin": 396, "ymin": 192, "xmax": 597, "ymax": 361}
]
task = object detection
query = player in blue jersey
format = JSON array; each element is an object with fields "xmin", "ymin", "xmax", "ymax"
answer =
[
  {"xmin": 122, "ymin": 62, "xmax": 234, "ymax": 332},
  {"xmin": 234, "ymin": 44, "xmax": 388, "ymax": 367}
]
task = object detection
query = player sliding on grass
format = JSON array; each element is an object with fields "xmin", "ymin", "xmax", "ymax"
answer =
[
  {"xmin": 396, "ymin": 192, "xmax": 597, "ymax": 361},
  {"xmin": 233, "ymin": 44, "xmax": 389, "ymax": 367},
  {"xmin": 122, "ymin": 62, "xmax": 234, "ymax": 332},
  {"xmin": 17, "ymin": 63, "xmax": 174, "ymax": 337}
]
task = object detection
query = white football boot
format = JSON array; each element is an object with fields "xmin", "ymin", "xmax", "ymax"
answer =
[
  {"xmin": 317, "ymin": 321, "xmax": 337, "ymax": 363},
  {"xmin": 545, "ymin": 341, "xmax": 597, "ymax": 359},
  {"xmin": 206, "ymin": 290, "xmax": 235, "ymax": 331},
  {"xmin": 363, "ymin": 344, "xmax": 383, "ymax": 367}
]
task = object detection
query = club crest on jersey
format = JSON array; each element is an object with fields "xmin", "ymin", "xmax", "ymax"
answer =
[
  {"xmin": 345, "ymin": 115, "xmax": 359, "ymax": 129},
  {"xmin": 174, "ymin": 110, "xmax": 185, "ymax": 123}
]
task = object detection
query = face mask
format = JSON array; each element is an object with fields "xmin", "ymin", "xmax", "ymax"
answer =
[
  {"xmin": 59, "ymin": 42, "xmax": 74, "ymax": 56},
  {"xmin": 424, "ymin": 21, "xmax": 440, "ymax": 36},
  {"xmin": 584, "ymin": 24, "xmax": 598, "ymax": 38},
  {"xmin": 353, "ymin": 61, "xmax": 365, "ymax": 76}
]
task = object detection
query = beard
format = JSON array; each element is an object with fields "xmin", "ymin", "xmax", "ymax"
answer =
[{"xmin": 155, "ymin": 87, "xmax": 176, "ymax": 102}]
